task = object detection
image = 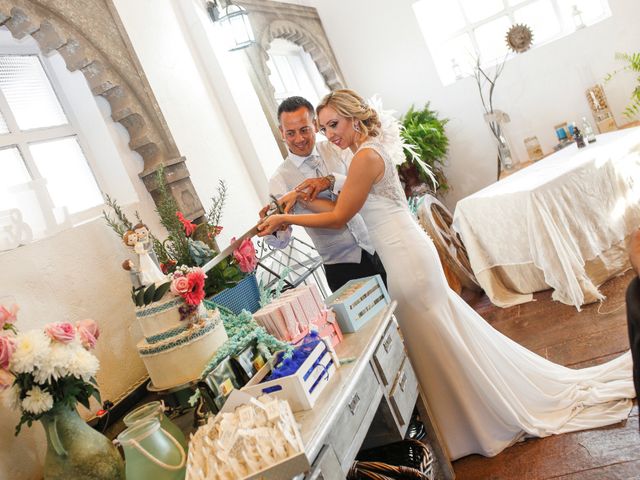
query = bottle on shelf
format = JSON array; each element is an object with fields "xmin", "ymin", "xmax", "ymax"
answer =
[
  {"xmin": 574, "ymin": 126, "xmax": 586, "ymax": 148},
  {"xmin": 581, "ymin": 116, "xmax": 597, "ymax": 143}
]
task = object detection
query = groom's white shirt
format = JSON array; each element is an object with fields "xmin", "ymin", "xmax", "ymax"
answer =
[{"xmin": 268, "ymin": 141, "xmax": 374, "ymax": 264}]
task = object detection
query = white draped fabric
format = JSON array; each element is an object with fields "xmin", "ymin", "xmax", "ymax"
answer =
[
  {"xmin": 356, "ymin": 140, "xmax": 634, "ymax": 460},
  {"xmin": 453, "ymin": 128, "xmax": 640, "ymax": 309}
]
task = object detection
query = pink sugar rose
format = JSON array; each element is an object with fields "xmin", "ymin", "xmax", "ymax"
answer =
[
  {"xmin": 0, "ymin": 368, "xmax": 14, "ymax": 392},
  {"xmin": 0, "ymin": 335, "xmax": 16, "ymax": 369},
  {"xmin": 0, "ymin": 304, "xmax": 19, "ymax": 329},
  {"xmin": 171, "ymin": 276, "xmax": 190, "ymax": 295},
  {"xmin": 232, "ymin": 238, "xmax": 257, "ymax": 273},
  {"xmin": 45, "ymin": 322, "xmax": 76, "ymax": 344},
  {"xmin": 76, "ymin": 319, "xmax": 100, "ymax": 350}
]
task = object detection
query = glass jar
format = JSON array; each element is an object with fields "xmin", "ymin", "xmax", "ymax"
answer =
[
  {"xmin": 116, "ymin": 418, "xmax": 186, "ymax": 480},
  {"xmin": 123, "ymin": 401, "xmax": 187, "ymax": 451},
  {"xmin": 524, "ymin": 136, "xmax": 544, "ymax": 161}
]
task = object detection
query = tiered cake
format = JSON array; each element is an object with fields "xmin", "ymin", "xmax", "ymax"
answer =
[{"xmin": 135, "ymin": 297, "xmax": 228, "ymax": 390}]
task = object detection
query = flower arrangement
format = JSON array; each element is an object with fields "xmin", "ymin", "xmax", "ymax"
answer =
[
  {"xmin": 103, "ymin": 166, "xmax": 258, "ymax": 306},
  {"xmin": 0, "ymin": 301, "xmax": 102, "ymax": 435}
]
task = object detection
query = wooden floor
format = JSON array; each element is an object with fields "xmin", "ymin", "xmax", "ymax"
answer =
[{"xmin": 453, "ymin": 271, "xmax": 640, "ymax": 480}]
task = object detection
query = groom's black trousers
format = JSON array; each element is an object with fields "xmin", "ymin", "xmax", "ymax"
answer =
[{"xmin": 626, "ymin": 276, "xmax": 640, "ymax": 407}]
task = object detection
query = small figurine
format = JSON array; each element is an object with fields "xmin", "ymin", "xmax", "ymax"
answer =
[
  {"xmin": 123, "ymin": 230, "xmax": 166, "ymax": 286},
  {"xmin": 133, "ymin": 222, "xmax": 160, "ymax": 267}
]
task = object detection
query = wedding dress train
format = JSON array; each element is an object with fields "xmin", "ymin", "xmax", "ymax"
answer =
[{"xmin": 357, "ymin": 140, "xmax": 634, "ymax": 460}]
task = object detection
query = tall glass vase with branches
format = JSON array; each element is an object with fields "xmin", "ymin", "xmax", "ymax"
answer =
[{"xmin": 473, "ymin": 56, "xmax": 513, "ymax": 178}]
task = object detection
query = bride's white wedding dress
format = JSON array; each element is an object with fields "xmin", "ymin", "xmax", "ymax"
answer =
[{"xmin": 356, "ymin": 140, "xmax": 634, "ymax": 460}]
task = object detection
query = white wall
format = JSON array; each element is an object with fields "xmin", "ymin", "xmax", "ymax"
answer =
[
  {"xmin": 0, "ymin": 1, "xmax": 281, "ymax": 477},
  {"xmin": 111, "ymin": 0, "xmax": 271, "ymax": 246},
  {"xmin": 306, "ymin": 0, "xmax": 640, "ymax": 208}
]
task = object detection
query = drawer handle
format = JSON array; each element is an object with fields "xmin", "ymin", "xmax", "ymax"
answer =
[
  {"xmin": 399, "ymin": 372, "xmax": 408, "ymax": 392},
  {"xmin": 348, "ymin": 392, "xmax": 360, "ymax": 415},
  {"xmin": 382, "ymin": 335, "xmax": 393, "ymax": 353}
]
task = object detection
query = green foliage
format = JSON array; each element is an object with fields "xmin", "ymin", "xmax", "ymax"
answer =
[
  {"xmin": 606, "ymin": 52, "xmax": 640, "ymax": 119},
  {"xmin": 207, "ymin": 180, "xmax": 228, "ymax": 231},
  {"xmin": 400, "ymin": 103, "xmax": 450, "ymax": 192},
  {"xmin": 14, "ymin": 373, "xmax": 101, "ymax": 436}
]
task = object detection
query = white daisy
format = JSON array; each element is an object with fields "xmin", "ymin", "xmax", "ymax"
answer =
[
  {"xmin": 21, "ymin": 386, "xmax": 54, "ymax": 415},
  {"xmin": 11, "ymin": 330, "xmax": 51, "ymax": 374}
]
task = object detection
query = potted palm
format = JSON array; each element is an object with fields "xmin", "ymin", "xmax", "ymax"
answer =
[
  {"xmin": 606, "ymin": 52, "xmax": 640, "ymax": 119},
  {"xmin": 399, "ymin": 103, "xmax": 449, "ymax": 197}
]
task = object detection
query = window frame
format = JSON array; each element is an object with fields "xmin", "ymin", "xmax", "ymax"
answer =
[
  {"xmin": 0, "ymin": 43, "xmax": 105, "ymax": 228},
  {"xmin": 414, "ymin": 0, "xmax": 612, "ymax": 85}
]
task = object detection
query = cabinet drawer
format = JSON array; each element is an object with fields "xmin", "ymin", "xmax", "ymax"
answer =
[
  {"xmin": 305, "ymin": 444, "xmax": 343, "ymax": 480},
  {"xmin": 373, "ymin": 322, "xmax": 404, "ymax": 388},
  {"xmin": 389, "ymin": 356, "xmax": 419, "ymax": 426},
  {"xmin": 327, "ymin": 363, "xmax": 381, "ymax": 466}
]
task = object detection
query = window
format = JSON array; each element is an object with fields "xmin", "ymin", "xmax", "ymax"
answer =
[
  {"xmin": 0, "ymin": 52, "xmax": 103, "ymax": 240},
  {"xmin": 413, "ymin": 0, "xmax": 612, "ymax": 85},
  {"xmin": 266, "ymin": 38, "xmax": 330, "ymax": 109}
]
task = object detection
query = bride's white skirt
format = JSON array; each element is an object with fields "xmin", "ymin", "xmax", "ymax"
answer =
[{"xmin": 364, "ymin": 205, "xmax": 634, "ymax": 460}]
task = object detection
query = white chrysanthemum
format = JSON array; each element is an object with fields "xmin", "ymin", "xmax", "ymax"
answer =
[
  {"xmin": 21, "ymin": 386, "xmax": 54, "ymax": 415},
  {"xmin": 1, "ymin": 384, "xmax": 21, "ymax": 410},
  {"xmin": 33, "ymin": 341, "xmax": 76, "ymax": 384},
  {"xmin": 11, "ymin": 330, "xmax": 51, "ymax": 374},
  {"xmin": 66, "ymin": 345, "xmax": 99, "ymax": 382}
]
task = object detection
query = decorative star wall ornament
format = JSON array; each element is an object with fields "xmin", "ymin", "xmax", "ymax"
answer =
[{"xmin": 505, "ymin": 24, "xmax": 533, "ymax": 53}]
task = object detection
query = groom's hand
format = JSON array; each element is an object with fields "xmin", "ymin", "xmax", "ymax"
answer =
[{"xmin": 295, "ymin": 177, "xmax": 331, "ymax": 201}]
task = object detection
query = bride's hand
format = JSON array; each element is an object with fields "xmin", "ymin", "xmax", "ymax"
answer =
[
  {"xmin": 278, "ymin": 190, "xmax": 300, "ymax": 213},
  {"xmin": 257, "ymin": 214, "xmax": 287, "ymax": 236}
]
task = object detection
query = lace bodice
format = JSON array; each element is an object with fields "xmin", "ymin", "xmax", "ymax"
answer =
[{"xmin": 357, "ymin": 140, "xmax": 407, "ymax": 207}]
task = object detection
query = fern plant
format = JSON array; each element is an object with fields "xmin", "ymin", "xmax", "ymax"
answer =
[
  {"xmin": 400, "ymin": 103, "xmax": 450, "ymax": 193},
  {"xmin": 606, "ymin": 52, "xmax": 640, "ymax": 119}
]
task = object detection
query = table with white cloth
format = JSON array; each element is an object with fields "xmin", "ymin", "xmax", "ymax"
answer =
[{"xmin": 453, "ymin": 127, "xmax": 640, "ymax": 309}]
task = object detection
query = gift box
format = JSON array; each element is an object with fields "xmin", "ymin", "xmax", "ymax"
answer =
[
  {"xmin": 311, "ymin": 309, "xmax": 343, "ymax": 348},
  {"xmin": 187, "ymin": 391, "xmax": 310, "ymax": 480},
  {"xmin": 242, "ymin": 339, "xmax": 337, "ymax": 411},
  {"xmin": 325, "ymin": 274, "xmax": 390, "ymax": 333},
  {"xmin": 230, "ymin": 340, "xmax": 267, "ymax": 385},
  {"xmin": 197, "ymin": 356, "xmax": 242, "ymax": 414}
]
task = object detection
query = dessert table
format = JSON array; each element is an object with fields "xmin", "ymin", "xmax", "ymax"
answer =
[{"xmin": 453, "ymin": 127, "xmax": 640, "ymax": 309}]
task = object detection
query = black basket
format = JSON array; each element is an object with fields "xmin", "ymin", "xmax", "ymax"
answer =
[{"xmin": 348, "ymin": 440, "xmax": 435, "ymax": 480}]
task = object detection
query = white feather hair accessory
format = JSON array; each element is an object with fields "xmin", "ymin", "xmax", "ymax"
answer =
[{"xmin": 367, "ymin": 95, "xmax": 438, "ymax": 189}]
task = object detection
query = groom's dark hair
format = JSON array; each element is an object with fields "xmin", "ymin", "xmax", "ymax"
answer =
[{"xmin": 277, "ymin": 96, "xmax": 315, "ymax": 124}]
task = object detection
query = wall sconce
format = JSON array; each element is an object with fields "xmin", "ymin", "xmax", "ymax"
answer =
[
  {"xmin": 206, "ymin": 0, "xmax": 255, "ymax": 51},
  {"xmin": 571, "ymin": 5, "xmax": 585, "ymax": 30},
  {"xmin": 450, "ymin": 58, "xmax": 463, "ymax": 80}
]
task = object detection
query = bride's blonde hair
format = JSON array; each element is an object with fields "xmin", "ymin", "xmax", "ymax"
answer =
[{"xmin": 316, "ymin": 89, "xmax": 381, "ymax": 138}]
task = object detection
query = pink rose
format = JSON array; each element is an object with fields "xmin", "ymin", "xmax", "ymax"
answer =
[
  {"xmin": 76, "ymin": 319, "xmax": 100, "ymax": 350},
  {"xmin": 0, "ymin": 304, "xmax": 18, "ymax": 329},
  {"xmin": 0, "ymin": 335, "xmax": 16, "ymax": 369},
  {"xmin": 45, "ymin": 322, "xmax": 76, "ymax": 344},
  {"xmin": 171, "ymin": 276, "xmax": 190, "ymax": 295},
  {"xmin": 232, "ymin": 238, "xmax": 257, "ymax": 273},
  {"xmin": 0, "ymin": 369, "xmax": 14, "ymax": 392}
]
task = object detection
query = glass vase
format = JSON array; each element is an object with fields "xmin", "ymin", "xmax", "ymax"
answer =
[
  {"xmin": 123, "ymin": 401, "xmax": 188, "ymax": 451},
  {"xmin": 40, "ymin": 407, "xmax": 125, "ymax": 480}
]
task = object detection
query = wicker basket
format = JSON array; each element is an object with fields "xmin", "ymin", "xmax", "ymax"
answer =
[
  {"xmin": 209, "ymin": 274, "xmax": 260, "ymax": 315},
  {"xmin": 349, "ymin": 440, "xmax": 435, "ymax": 480}
]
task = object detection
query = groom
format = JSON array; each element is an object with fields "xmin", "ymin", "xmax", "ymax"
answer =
[{"xmin": 261, "ymin": 96, "xmax": 386, "ymax": 292}]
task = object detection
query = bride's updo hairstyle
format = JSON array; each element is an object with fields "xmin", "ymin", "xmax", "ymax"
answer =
[{"xmin": 316, "ymin": 89, "xmax": 381, "ymax": 138}]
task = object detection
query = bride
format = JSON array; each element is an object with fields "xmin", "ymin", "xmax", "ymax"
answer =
[{"xmin": 256, "ymin": 89, "xmax": 635, "ymax": 460}]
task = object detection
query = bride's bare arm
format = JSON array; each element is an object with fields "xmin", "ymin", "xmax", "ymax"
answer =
[{"xmin": 258, "ymin": 149, "xmax": 383, "ymax": 234}]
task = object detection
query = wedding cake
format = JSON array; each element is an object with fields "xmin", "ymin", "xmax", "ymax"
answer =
[{"xmin": 135, "ymin": 297, "xmax": 228, "ymax": 390}]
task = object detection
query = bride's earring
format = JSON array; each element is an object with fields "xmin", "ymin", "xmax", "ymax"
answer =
[{"xmin": 353, "ymin": 121, "xmax": 360, "ymax": 133}]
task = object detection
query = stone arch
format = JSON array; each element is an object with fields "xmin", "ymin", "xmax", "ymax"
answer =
[{"xmin": 0, "ymin": 0, "xmax": 204, "ymax": 220}]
